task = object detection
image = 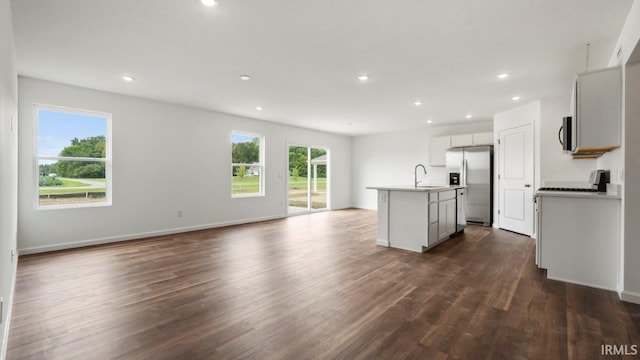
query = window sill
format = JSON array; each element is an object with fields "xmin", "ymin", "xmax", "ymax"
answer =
[
  {"xmin": 231, "ymin": 194, "xmax": 265, "ymax": 199},
  {"xmin": 36, "ymin": 201, "xmax": 112, "ymax": 211}
]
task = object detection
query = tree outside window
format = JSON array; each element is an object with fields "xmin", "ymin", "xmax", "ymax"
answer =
[
  {"xmin": 36, "ymin": 105, "xmax": 112, "ymax": 208},
  {"xmin": 231, "ymin": 131, "xmax": 264, "ymax": 197}
]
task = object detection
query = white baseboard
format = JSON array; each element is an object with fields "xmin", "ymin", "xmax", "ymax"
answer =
[
  {"xmin": 620, "ymin": 290, "xmax": 640, "ymax": 304},
  {"xmin": 1, "ymin": 255, "xmax": 18, "ymax": 360},
  {"xmin": 546, "ymin": 274, "xmax": 617, "ymax": 292},
  {"xmin": 376, "ymin": 239, "xmax": 389, "ymax": 247},
  {"xmin": 19, "ymin": 214, "xmax": 286, "ymax": 255}
]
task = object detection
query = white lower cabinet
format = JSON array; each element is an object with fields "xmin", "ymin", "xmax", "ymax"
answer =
[
  {"xmin": 428, "ymin": 223, "xmax": 439, "ymax": 247},
  {"xmin": 536, "ymin": 194, "xmax": 620, "ymax": 290},
  {"xmin": 428, "ymin": 197, "xmax": 439, "ymax": 247},
  {"xmin": 428, "ymin": 202, "xmax": 438, "ymax": 223},
  {"xmin": 438, "ymin": 190, "xmax": 457, "ymax": 241},
  {"xmin": 446, "ymin": 199, "xmax": 456, "ymax": 235},
  {"xmin": 438, "ymin": 199, "xmax": 456, "ymax": 240}
]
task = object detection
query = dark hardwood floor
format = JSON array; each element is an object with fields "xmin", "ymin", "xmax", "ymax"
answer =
[{"xmin": 7, "ymin": 209, "xmax": 640, "ymax": 359}]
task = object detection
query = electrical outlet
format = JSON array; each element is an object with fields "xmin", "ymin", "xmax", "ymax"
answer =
[{"xmin": 11, "ymin": 249, "xmax": 15, "ymax": 263}]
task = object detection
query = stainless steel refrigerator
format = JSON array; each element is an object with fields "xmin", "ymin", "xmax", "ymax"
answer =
[{"xmin": 446, "ymin": 146, "xmax": 493, "ymax": 227}]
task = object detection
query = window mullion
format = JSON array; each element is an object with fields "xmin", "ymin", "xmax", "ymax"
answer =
[{"xmin": 38, "ymin": 156, "xmax": 106, "ymax": 162}]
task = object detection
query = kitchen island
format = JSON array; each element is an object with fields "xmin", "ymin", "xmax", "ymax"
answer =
[{"xmin": 367, "ymin": 186, "xmax": 465, "ymax": 252}]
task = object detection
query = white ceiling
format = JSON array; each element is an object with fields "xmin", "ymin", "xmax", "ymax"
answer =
[{"xmin": 10, "ymin": 0, "xmax": 633, "ymax": 136}]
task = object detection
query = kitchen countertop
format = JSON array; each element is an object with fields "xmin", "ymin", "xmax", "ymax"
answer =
[
  {"xmin": 366, "ymin": 185, "xmax": 465, "ymax": 192},
  {"xmin": 535, "ymin": 190, "xmax": 621, "ymax": 200}
]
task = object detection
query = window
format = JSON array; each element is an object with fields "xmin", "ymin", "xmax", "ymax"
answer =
[
  {"xmin": 288, "ymin": 146, "xmax": 329, "ymax": 214},
  {"xmin": 231, "ymin": 131, "xmax": 264, "ymax": 197},
  {"xmin": 36, "ymin": 104, "xmax": 112, "ymax": 208}
]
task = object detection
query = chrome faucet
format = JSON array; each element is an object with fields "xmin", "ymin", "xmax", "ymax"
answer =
[{"xmin": 414, "ymin": 164, "xmax": 427, "ymax": 188}]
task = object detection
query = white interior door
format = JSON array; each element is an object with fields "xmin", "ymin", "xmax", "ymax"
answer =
[{"xmin": 499, "ymin": 124, "xmax": 534, "ymax": 236}]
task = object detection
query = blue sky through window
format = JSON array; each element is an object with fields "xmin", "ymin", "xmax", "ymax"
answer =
[
  {"xmin": 38, "ymin": 109, "xmax": 107, "ymax": 157},
  {"xmin": 232, "ymin": 133, "xmax": 257, "ymax": 144}
]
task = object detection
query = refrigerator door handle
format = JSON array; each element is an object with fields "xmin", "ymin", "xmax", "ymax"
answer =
[{"xmin": 461, "ymin": 159, "xmax": 467, "ymax": 186}]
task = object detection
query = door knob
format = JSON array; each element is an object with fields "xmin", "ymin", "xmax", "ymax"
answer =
[{"xmin": 524, "ymin": 184, "xmax": 531, "ymax": 188}]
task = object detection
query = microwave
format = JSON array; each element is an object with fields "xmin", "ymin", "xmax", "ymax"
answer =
[
  {"xmin": 560, "ymin": 116, "xmax": 572, "ymax": 152},
  {"xmin": 561, "ymin": 66, "xmax": 622, "ymax": 157}
]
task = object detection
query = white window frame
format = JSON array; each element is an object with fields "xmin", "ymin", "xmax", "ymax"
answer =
[
  {"xmin": 285, "ymin": 144, "xmax": 331, "ymax": 214},
  {"xmin": 34, "ymin": 104, "xmax": 113, "ymax": 210},
  {"xmin": 231, "ymin": 130, "xmax": 265, "ymax": 198}
]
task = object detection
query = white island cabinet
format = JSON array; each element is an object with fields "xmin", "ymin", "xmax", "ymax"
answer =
[
  {"xmin": 368, "ymin": 186, "xmax": 463, "ymax": 252},
  {"xmin": 438, "ymin": 190, "xmax": 456, "ymax": 240},
  {"xmin": 535, "ymin": 191, "xmax": 620, "ymax": 290}
]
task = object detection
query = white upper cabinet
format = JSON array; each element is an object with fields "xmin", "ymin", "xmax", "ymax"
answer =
[
  {"xmin": 450, "ymin": 134, "xmax": 473, "ymax": 147},
  {"xmin": 450, "ymin": 133, "xmax": 493, "ymax": 147},
  {"xmin": 573, "ymin": 66, "xmax": 622, "ymax": 155},
  {"xmin": 472, "ymin": 132, "xmax": 493, "ymax": 145},
  {"xmin": 429, "ymin": 136, "xmax": 451, "ymax": 166},
  {"xmin": 430, "ymin": 131, "xmax": 493, "ymax": 166}
]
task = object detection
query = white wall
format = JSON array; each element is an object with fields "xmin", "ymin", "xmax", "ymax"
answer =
[
  {"xmin": 0, "ymin": 0, "xmax": 18, "ymax": 357},
  {"xmin": 600, "ymin": 54, "xmax": 628, "ymax": 298},
  {"xmin": 605, "ymin": 0, "xmax": 640, "ymax": 303},
  {"xmin": 17, "ymin": 78, "xmax": 352, "ymax": 254},
  {"xmin": 623, "ymin": 60, "xmax": 640, "ymax": 302},
  {"xmin": 351, "ymin": 121, "xmax": 493, "ymax": 210},
  {"xmin": 608, "ymin": 0, "xmax": 640, "ymax": 66}
]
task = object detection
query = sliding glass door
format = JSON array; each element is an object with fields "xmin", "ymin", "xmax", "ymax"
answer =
[{"xmin": 288, "ymin": 146, "xmax": 329, "ymax": 215}]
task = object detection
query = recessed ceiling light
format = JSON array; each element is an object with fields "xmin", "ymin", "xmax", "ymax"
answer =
[
  {"xmin": 122, "ymin": 75, "xmax": 135, "ymax": 82},
  {"xmin": 466, "ymin": 114, "xmax": 472, "ymax": 119},
  {"xmin": 497, "ymin": 73, "xmax": 509, "ymax": 79},
  {"xmin": 512, "ymin": 96, "xmax": 521, "ymax": 101},
  {"xmin": 414, "ymin": 101, "xmax": 422, "ymax": 106},
  {"xmin": 357, "ymin": 74, "xmax": 369, "ymax": 81},
  {"xmin": 201, "ymin": 0, "xmax": 217, "ymax": 7},
  {"xmin": 256, "ymin": 106, "xmax": 263, "ymax": 111},
  {"xmin": 427, "ymin": 120, "xmax": 433, "ymax": 124},
  {"xmin": 240, "ymin": 75, "xmax": 251, "ymax": 81}
]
